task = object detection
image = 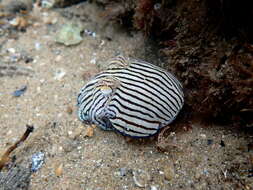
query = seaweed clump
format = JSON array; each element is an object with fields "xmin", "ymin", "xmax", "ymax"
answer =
[{"xmin": 94, "ymin": 0, "xmax": 253, "ymax": 126}]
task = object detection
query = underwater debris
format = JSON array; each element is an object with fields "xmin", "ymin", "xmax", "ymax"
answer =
[
  {"xmin": 0, "ymin": 165, "xmax": 31, "ymax": 190},
  {"xmin": 0, "ymin": 125, "xmax": 34, "ymax": 171}
]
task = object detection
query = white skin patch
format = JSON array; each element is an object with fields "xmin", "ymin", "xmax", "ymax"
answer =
[{"xmin": 99, "ymin": 86, "xmax": 113, "ymax": 96}]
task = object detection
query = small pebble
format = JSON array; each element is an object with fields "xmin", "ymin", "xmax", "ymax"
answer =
[
  {"xmin": 24, "ymin": 56, "xmax": 33, "ymax": 63},
  {"xmin": 54, "ymin": 68, "xmax": 66, "ymax": 80},
  {"xmin": 7, "ymin": 130, "xmax": 12, "ymax": 135},
  {"xmin": 55, "ymin": 164, "xmax": 63, "ymax": 177},
  {"xmin": 43, "ymin": 16, "xmax": 58, "ymax": 25},
  {"xmin": 220, "ymin": 140, "xmax": 225, "ymax": 147},
  {"xmin": 195, "ymin": 170, "xmax": 201, "ymax": 179},
  {"xmin": 37, "ymin": 86, "xmax": 41, "ymax": 93},
  {"xmin": 35, "ymin": 42, "xmax": 41, "ymax": 50},
  {"xmin": 96, "ymin": 159, "xmax": 103, "ymax": 167},
  {"xmin": 12, "ymin": 86, "xmax": 27, "ymax": 97},
  {"xmin": 207, "ymin": 139, "xmax": 213, "ymax": 145},
  {"xmin": 90, "ymin": 58, "xmax": 96, "ymax": 64},
  {"xmin": 55, "ymin": 55, "xmax": 62, "ymax": 62},
  {"xmin": 119, "ymin": 168, "xmax": 127, "ymax": 177},
  {"xmin": 9, "ymin": 54, "xmax": 20, "ymax": 63},
  {"xmin": 31, "ymin": 152, "xmax": 45, "ymax": 172},
  {"xmin": 41, "ymin": 0, "xmax": 54, "ymax": 8},
  {"xmin": 132, "ymin": 170, "xmax": 150, "ymax": 188},
  {"xmin": 7, "ymin": 48, "xmax": 16, "ymax": 53},
  {"xmin": 150, "ymin": 185, "xmax": 159, "ymax": 190},
  {"xmin": 84, "ymin": 29, "xmax": 96, "ymax": 37},
  {"xmin": 68, "ymin": 131, "xmax": 73, "ymax": 136},
  {"xmin": 154, "ymin": 3, "xmax": 161, "ymax": 10},
  {"xmin": 84, "ymin": 126, "xmax": 94, "ymax": 137},
  {"xmin": 9, "ymin": 18, "xmax": 19, "ymax": 26},
  {"xmin": 164, "ymin": 164, "xmax": 175, "ymax": 181},
  {"xmin": 66, "ymin": 106, "xmax": 73, "ymax": 114},
  {"xmin": 69, "ymin": 125, "xmax": 83, "ymax": 139},
  {"xmin": 52, "ymin": 49, "xmax": 61, "ymax": 55},
  {"xmin": 77, "ymin": 146, "xmax": 82, "ymax": 150}
]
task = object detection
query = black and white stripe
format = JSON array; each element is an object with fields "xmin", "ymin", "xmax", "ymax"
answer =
[{"xmin": 77, "ymin": 56, "xmax": 184, "ymax": 137}]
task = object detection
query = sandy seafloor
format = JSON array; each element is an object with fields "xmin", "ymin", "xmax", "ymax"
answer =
[{"xmin": 0, "ymin": 2, "xmax": 252, "ymax": 190}]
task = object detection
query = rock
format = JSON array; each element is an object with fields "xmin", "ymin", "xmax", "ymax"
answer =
[
  {"xmin": 55, "ymin": 164, "xmax": 63, "ymax": 177},
  {"xmin": 55, "ymin": 23, "xmax": 83, "ymax": 46},
  {"xmin": 164, "ymin": 164, "xmax": 175, "ymax": 181}
]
